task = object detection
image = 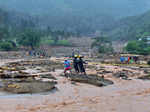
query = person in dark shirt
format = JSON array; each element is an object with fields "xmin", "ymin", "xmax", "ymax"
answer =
[
  {"xmin": 72, "ymin": 48, "xmax": 75, "ymax": 58},
  {"xmin": 133, "ymin": 56, "xmax": 138, "ymax": 63},
  {"xmin": 73, "ymin": 55, "xmax": 79, "ymax": 73},
  {"xmin": 78, "ymin": 56, "xmax": 86, "ymax": 75}
]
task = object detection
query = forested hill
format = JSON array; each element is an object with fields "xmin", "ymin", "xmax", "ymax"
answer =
[
  {"xmin": 1, "ymin": 0, "xmax": 150, "ymax": 39},
  {"xmin": 108, "ymin": 10, "xmax": 150, "ymax": 41},
  {"xmin": 0, "ymin": 8, "xmax": 38, "ymax": 31},
  {"xmin": 0, "ymin": 0, "xmax": 150, "ymax": 35}
]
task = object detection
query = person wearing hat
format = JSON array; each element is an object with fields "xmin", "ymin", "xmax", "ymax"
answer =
[
  {"xmin": 78, "ymin": 55, "xmax": 86, "ymax": 75},
  {"xmin": 73, "ymin": 55, "xmax": 79, "ymax": 73}
]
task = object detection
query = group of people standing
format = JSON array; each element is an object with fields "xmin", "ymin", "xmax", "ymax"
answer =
[
  {"xmin": 73, "ymin": 55, "xmax": 86, "ymax": 75},
  {"xmin": 64, "ymin": 55, "xmax": 86, "ymax": 75},
  {"xmin": 120, "ymin": 56, "xmax": 138, "ymax": 64}
]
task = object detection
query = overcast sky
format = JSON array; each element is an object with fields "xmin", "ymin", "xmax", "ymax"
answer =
[{"xmin": 0, "ymin": 0, "xmax": 150, "ymax": 17}]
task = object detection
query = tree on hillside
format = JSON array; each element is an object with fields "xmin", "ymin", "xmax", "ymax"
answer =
[
  {"xmin": 125, "ymin": 40, "xmax": 150, "ymax": 55},
  {"xmin": 91, "ymin": 36, "xmax": 114, "ymax": 53},
  {"xmin": 0, "ymin": 27, "xmax": 9, "ymax": 41},
  {"xmin": 0, "ymin": 41, "xmax": 15, "ymax": 51},
  {"xmin": 125, "ymin": 41, "xmax": 140, "ymax": 54},
  {"xmin": 17, "ymin": 29, "xmax": 41, "ymax": 50}
]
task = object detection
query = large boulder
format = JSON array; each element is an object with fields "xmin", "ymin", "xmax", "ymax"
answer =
[
  {"xmin": 1, "ymin": 79, "xmax": 57, "ymax": 94},
  {"xmin": 65, "ymin": 73, "xmax": 114, "ymax": 87}
]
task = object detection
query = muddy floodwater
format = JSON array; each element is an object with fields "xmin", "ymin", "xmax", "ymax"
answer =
[{"xmin": 0, "ymin": 58, "xmax": 150, "ymax": 112}]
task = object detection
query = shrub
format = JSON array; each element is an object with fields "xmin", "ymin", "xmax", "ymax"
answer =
[
  {"xmin": 147, "ymin": 60, "xmax": 150, "ymax": 65},
  {"xmin": 41, "ymin": 39, "xmax": 55, "ymax": 45},
  {"xmin": 17, "ymin": 29, "xmax": 41, "ymax": 49},
  {"xmin": 57, "ymin": 40, "xmax": 71, "ymax": 46},
  {"xmin": 0, "ymin": 41, "xmax": 16, "ymax": 51},
  {"xmin": 125, "ymin": 40, "xmax": 150, "ymax": 55}
]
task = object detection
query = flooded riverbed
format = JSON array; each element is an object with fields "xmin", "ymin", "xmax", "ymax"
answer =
[{"xmin": 0, "ymin": 58, "xmax": 150, "ymax": 112}]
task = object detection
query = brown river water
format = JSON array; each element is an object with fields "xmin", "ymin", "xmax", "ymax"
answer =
[{"xmin": 0, "ymin": 59, "xmax": 150, "ymax": 112}]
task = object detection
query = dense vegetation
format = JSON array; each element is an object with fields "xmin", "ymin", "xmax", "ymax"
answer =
[
  {"xmin": 0, "ymin": 8, "xmax": 75, "ymax": 51},
  {"xmin": 1, "ymin": 0, "xmax": 150, "ymax": 35},
  {"xmin": 108, "ymin": 10, "xmax": 150, "ymax": 41},
  {"xmin": 17, "ymin": 29, "xmax": 41, "ymax": 50},
  {"xmin": 125, "ymin": 38, "xmax": 150, "ymax": 55},
  {"xmin": 1, "ymin": 0, "xmax": 150, "ymax": 39},
  {"xmin": 1, "ymin": 1, "xmax": 150, "ymax": 54}
]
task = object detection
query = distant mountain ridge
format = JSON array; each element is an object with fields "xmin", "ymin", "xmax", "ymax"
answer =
[
  {"xmin": 0, "ymin": 8, "xmax": 38, "ymax": 31},
  {"xmin": 1, "ymin": 0, "xmax": 150, "ymax": 37}
]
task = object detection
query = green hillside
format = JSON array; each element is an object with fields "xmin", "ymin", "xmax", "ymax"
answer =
[
  {"xmin": 108, "ymin": 10, "xmax": 150, "ymax": 41},
  {"xmin": 0, "ymin": 0, "xmax": 150, "ymax": 35}
]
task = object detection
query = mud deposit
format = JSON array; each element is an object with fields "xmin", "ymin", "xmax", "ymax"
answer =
[{"xmin": 0, "ymin": 59, "xmax": 59, "ymax": 94}]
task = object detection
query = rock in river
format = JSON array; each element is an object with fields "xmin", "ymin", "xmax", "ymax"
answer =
[
  {"xmin": 0, "ymin": 79, "xmax": 57, "ymax": 94},
  {"xmin": 65, "ymin": 73, "xmax": 114, "ymax": 87}
]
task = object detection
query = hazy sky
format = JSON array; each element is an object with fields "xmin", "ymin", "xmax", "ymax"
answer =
[{"xmin": 0, "ymin": 0, "xmax": 150, "ymax": 17}]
